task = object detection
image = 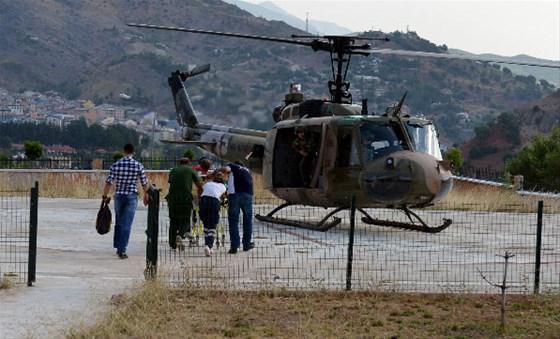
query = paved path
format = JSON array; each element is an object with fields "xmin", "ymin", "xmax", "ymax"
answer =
[{"xmin": 0, "ymin": 198, "xmax": 147, "ymax": 339}]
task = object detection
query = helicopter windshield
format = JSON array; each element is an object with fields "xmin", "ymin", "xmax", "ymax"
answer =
[
  {"xmin": 360, "ymin": 122, "xmax": 407, "ymax": 162},
  {"xmin": 406, "ymin": 122, "xmax": 443, "ymax": 160}
]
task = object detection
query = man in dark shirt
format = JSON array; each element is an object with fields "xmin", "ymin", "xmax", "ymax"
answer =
[
  {"xmin": 103, "ymin": 143, "xmax": 149, "ymax": 259},
  {"xmin": 166, "ymin": 157, "xmax": 202, "ymax": 250},
  {"xmin": 292, "ymin": 127, "xmax": 313, "ymax": 186},
  {"xmin": 225, "ymin": 161, "xmax": 254, "ymax": 253}
]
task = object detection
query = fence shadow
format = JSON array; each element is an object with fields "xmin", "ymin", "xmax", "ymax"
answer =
[{"xmin": 145, "ymin": 190, "xmax": 560, "ymax": 294}]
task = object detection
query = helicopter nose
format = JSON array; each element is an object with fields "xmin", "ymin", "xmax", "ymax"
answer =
[
  {"xmin": 361, "ymin": 154, "xmax": 413, "ymax": 204},
  {"xmin": 361, "ymin": 152, "xmax": 453, "ymax": 205}
]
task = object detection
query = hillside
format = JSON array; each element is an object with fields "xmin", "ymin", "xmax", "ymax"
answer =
[
  {"xmin": 461, "ymin": 89, "xmax": 560, "ymax": 169},
  {"xmin": 0, "ymin": 0, "xmax": 555, "ymax": 144},
  {"xmin": 224, "ymin": 0, "xmax": 352, "ymax": 35}
]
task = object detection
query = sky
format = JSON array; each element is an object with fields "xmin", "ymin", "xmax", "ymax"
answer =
[{"xmin": 243, "ymin": 0, "xmax": 560, "ymax": 61}]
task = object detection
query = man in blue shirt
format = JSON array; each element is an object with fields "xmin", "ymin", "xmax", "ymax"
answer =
[
  {"xmin": 103, "ymin": 144, "xmax": 150, "ymax": 259},
  {"xmin": 225, "ymin": 161, "xmax": 254, "ymax": 254}
]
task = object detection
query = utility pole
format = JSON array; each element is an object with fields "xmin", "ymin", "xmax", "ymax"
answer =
[
  {"xmin": 151, "ymin": 111, "xmax": 157, "ymax": 159},
  {"xmin": 306, "ymin": 12, "xmax": 309, "ymax": 33}
]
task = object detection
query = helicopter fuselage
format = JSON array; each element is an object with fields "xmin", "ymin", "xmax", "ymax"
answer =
[{"xmin": 180, "ymin": 100, "xmax": 452, "ymax": 208}]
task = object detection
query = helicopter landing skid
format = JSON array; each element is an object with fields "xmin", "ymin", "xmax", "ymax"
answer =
[
  {"xmin": 361, "ymin": 206, "xmax": 452, "ymax": 233},
  {"xmin": 255, "ymin": 203, "xmax": 344, "ymax": 232}
]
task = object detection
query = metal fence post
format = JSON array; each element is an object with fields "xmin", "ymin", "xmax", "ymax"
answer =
[
  {"xmin": 27, "ymin": 181, "xmax": 38, "ymax": 286},
  {"xmin": 346, "ymin": 196, "xmax": 356, "ymax": 291},
  {"xmin": 145, "ymin": 187, "xmax": 160, "ymax": 280},
  {"xmin": 534, "ymin": 200, "xmax": 543, "ymax": 294}
]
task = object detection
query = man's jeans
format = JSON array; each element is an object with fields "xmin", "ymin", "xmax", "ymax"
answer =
[
  {"xmin": 114, "ymin": 193, "xmax": 138, "ymax": 253},
  {"xmin": 227, "ymin": 193, "xmax": 253, "ymax": 250}
]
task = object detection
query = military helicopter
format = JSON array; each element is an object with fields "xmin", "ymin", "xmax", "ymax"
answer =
[{"xmin": 128, "ymin": 23, "xmax": 560, "ymax": 233}]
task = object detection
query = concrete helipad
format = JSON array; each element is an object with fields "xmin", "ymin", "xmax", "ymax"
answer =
[
  {"xmin": 1, "ymin": 198, "xmax": 559, "ymax": 338},
  {"xmin": 0, "ymin": 198, "xmax": 147, "ymax": 339}
]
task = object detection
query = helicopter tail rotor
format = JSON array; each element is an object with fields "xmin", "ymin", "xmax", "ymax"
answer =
[
  {"xmin": 183, "ymin": 63, "xmax": 211, "ymax": 80},
  {"xmin": 168, "ymin": 64, "xmax": 210, "ymax": 128}
]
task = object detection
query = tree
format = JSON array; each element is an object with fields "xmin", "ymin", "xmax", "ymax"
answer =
[
  {"xmin": 0, "ymin": 153, "xmax": 8, "ymax": 169},
  {"xmin": 24, "ymin": 140, "xmax": 43, "ymax": 160},
  {"xmin": 443, "ymin": 147, "xmax": 464, "ymax": 172},
  {"xmin": 506, "ymin": 127, "xmax": 560, "ymax": 191},
  {"xmin": 112, "ymin": 152, "xmax": 123, "ymax": 162},
  {"xmin": 183, "ymin": 148, "xmax": 195, "ymax": 160}
]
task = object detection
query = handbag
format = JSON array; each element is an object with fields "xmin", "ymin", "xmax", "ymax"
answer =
[{"xmin": 96, "ymin": 196, "xmax": 112, "ymax": 235}]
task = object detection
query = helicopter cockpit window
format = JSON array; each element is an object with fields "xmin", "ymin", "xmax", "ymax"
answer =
[
  {"xmin": 406, "ymin": 122, "xmax": 443, "ymax": 160},
  {"xmin": 360, "ymin": 122, "xmax": 407, "ymax": 162},
  {"xmin": 337, "ymin": 127, "xmax": 360, "ymax": 167}
]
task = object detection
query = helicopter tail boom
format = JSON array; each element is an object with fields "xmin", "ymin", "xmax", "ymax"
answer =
[
  {"xmin": 168, "ymin": 67, "xmax": 210, "ymax": 128},
  {"xmin": 166, "ymin": 68, "xmax": 267, "ymax": 171}
]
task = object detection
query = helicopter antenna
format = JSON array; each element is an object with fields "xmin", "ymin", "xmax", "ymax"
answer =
[
  {"xmin": 391, "ymin": 91, "xmax": 408, "ymax": 117},
  {"xmin": 389, "ymin": 91, "xmax": 415, "ymax": 151}
]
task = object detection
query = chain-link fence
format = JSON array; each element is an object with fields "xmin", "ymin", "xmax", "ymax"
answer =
[
  {"xmin": 146, "ymin": 190, "xmax": 560, "ymax": 294},
  {"xmin": 0, "ymin": 182, "xmax": 38, "ymax": 286}
]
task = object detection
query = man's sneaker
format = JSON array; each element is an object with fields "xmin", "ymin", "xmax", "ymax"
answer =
[
  {"xmin": 228, "ymin": 248, "xmax": 238, "ymax": 254},
  {"xmin": 204, "ymin": 246, "xmax": 212, "ymax": 257},
  {"xmin": 117, "ymin": 252, "xmax": 128, "ymax": 259},
  {"xmin": 243, "ymin": 242, "xmax": 255, "ymax": 252}
]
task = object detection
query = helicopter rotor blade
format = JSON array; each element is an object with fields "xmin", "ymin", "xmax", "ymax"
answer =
[
  {"xmin": 356, "ymin": 48, "xmax": 560, "ymax": 68},
  {"xmin": 188, "ymin": 63, "xmax": 211, "ymax": 77},
  {"xmin": 291, "ymin": 34, "xmax": 389, "ymax": 42},
  {"xmin": 128, "ymin": 23, "xmax": 558, "ymax": 68},
  {"xmin": 128, "ymin": 23, "xmax": 314, "ymax": 48}
]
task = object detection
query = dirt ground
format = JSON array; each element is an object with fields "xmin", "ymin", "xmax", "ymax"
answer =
[{"xmin": 70, "ymin": 283, "xmax": 560, "ymax": 339}]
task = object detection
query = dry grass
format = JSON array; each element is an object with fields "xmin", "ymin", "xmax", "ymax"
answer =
[
  {"xmin": 69, "ymin": 282, "xmax": 560, "ymax": 338},
  {"xmin": 437, "ymin": 181, "xmax": 560, "ymax": 213},
  {"xmin": 1, "ymin": 171, "xmax": 559, "ymax": 212},
  {"xmin": 0, "ymin": 276, "xmax": 14, "ymax": 290},
  {"xmin": 0, "ymin": 171, "xmax": 271, "ymax": 200},
  {"xmin": 0, "ymin": 171, "xmax": 169, "ymax": 198}
]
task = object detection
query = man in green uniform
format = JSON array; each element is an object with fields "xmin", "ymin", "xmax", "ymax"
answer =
[{"xmin": 166, "ymin": 157, "xmax": 202, "ymax": 249}]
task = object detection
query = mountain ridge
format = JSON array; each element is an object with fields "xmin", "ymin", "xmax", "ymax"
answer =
[
  {"xmin": 0, "ymin": 0, "xmax": 554, "ymax": 146},
  {"xmin": 224, "ymin": 0, "xmax": 352, "ymax": 35}
]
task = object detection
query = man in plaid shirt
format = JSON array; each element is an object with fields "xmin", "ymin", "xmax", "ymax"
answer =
[{"xmin": 103, "ymin": 144, "xmax": 150, "ymax": 259}]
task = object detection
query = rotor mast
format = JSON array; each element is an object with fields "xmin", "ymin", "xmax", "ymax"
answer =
[
  {"xmin": 297, "ymin": 34, "xmax": 383, "ymax": 103},
  {"xmin": 330, "ymin": 37, "xmax": 356, "ymax": 103}
]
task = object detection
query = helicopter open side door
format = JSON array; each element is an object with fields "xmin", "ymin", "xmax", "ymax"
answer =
[{"xmin": 270, "ymin": 123, "xmax": 327, "ymax": 189}]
